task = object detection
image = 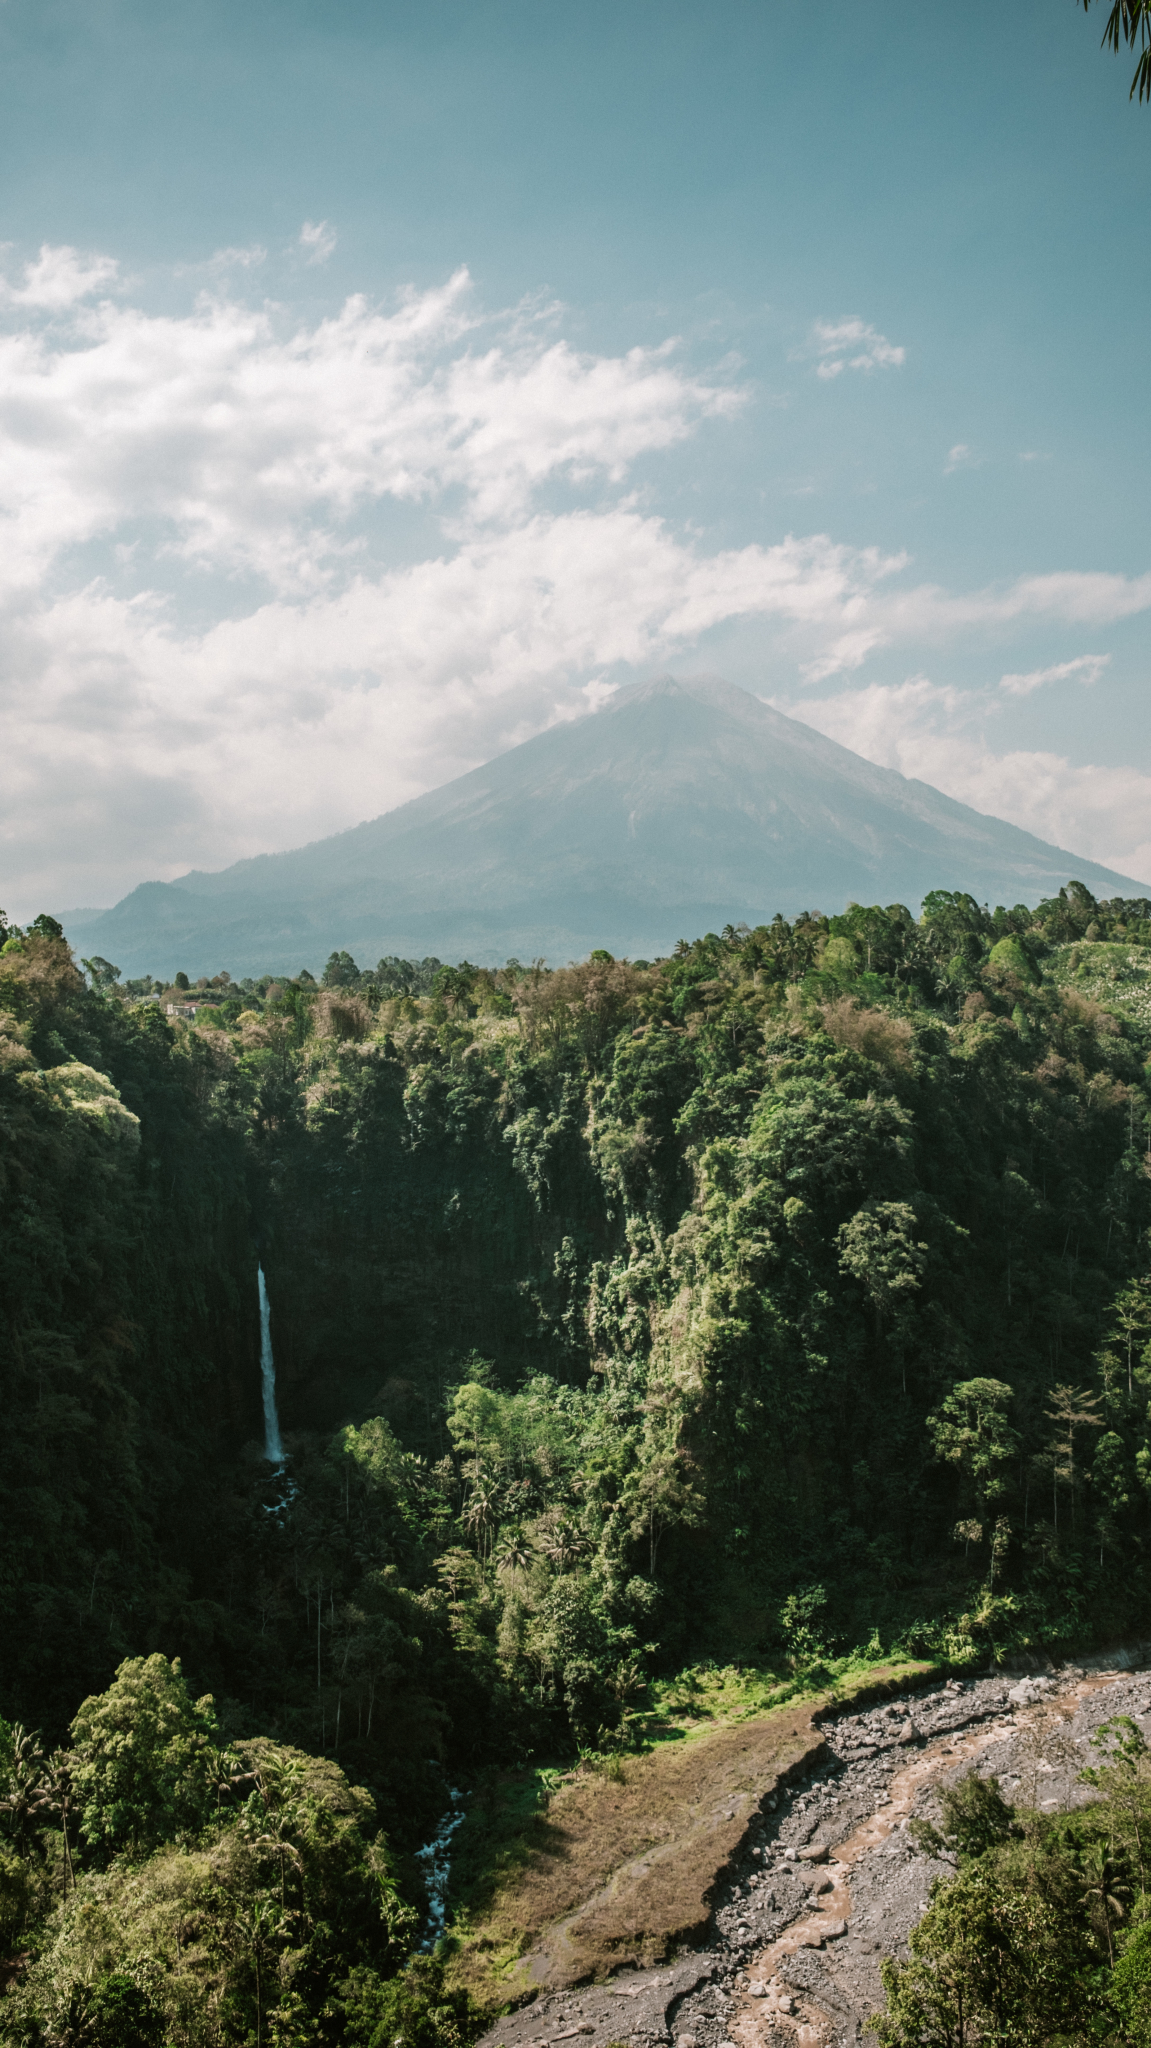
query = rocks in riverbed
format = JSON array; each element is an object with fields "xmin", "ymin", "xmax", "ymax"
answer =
[{"xmin": 1007, "ymin": 1677, "xmax": 1052, "ymax": 1707}]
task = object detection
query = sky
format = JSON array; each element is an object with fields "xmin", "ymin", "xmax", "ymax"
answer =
[{"xmin": 1, "ymin": 0, "xmax": 1149, "ymax": 918}]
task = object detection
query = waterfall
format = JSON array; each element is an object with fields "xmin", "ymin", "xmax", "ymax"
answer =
[{"xmin": 257, "ymin": 1264, "xmax": 285, "ymax": 1464}]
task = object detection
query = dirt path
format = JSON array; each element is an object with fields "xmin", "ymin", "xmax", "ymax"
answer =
[{"xmin": 480, "ymin": 1654, "xmax": 1151, "ymax": 2048}]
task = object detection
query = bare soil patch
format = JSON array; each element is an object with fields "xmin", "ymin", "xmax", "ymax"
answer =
[{"xmin": 451, "ymin": 1666, "xmax": 931, "ymax": 2010}]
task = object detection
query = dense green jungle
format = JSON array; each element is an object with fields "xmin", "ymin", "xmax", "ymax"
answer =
[{"xmin": 4, "ymin": 880, "xmax": 1151, "ymax": 2044}]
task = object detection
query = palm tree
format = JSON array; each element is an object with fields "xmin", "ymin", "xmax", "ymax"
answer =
[
  {"xmin": 1082, "ymin": 0, "xmax": 1151, "ymax": 100},
  {"xmin": 538, "ymin": 1516, "xmax": 582, "ymax": 1573},
  {"xmin": 43, "ymin": 1751, "xmax": 75, "ymax": 1897},
  {"xmin": 233, "ymin": 1897, "xmax": 284, "ymax": 2048},
  {"xmin": 240, "ymin": 1795, "xmax": 306, "ymax": 1916},
  {"xmin": 494, "ymin": 1525, "xmax": 534, "ymax": 1583},
  {"xmin": 462, "ymin": 1476, "xmax": 500, "ymax": 1567},
  {"xmin": 0, "ymin": 1726, "xmax": 52, "ymax": 1856},
  {"xmin": 1078, "ymin": 1845, "xmax": 1131, "ymax": 1964}
]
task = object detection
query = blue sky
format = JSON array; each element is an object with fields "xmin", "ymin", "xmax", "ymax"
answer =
[{"xmin": 1, "ymin": 0, "xmax": 1149, "ymax": 913}]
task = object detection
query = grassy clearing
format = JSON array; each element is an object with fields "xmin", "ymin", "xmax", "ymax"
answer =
[
  {"xmin": 442, "ymin": 1656, "xmax": 933, "ymax": 2011},
  {"xmin": 638, "ymin": 1649, "xmax": 915, "ymax": 1737}
]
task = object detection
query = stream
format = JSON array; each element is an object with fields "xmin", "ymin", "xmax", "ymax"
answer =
[{"xmin": 417, "ymin": 1788, "xmax": 467, "ymax": 1951}]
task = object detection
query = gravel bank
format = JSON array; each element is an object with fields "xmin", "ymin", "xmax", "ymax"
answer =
[{"xmin": 481, "ymin": 1658, "xmax": 1151, "ymax": 2048}]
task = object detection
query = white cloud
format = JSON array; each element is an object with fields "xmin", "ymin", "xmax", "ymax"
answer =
[
  {"xmin": 944, "ymin": 442, "xmax": 979, "ymax": 474},
  {"xmin": 0, "ymin": 244, "xmax": 1148, "ymax": 913},
  {"xmin": 3, "ymin": 515, "xmax": 905, "ymax": 907},
  {"xmin": 802, "ymin": 567, "xmax": 1151, "ymax": 681},
  {"xmin": 1, "ymin": 243, "xmax": 119, "ymax": 310},
  {"xmin": 207, "ymin": 243, "xmax": 267, "ymax": 271},
  {"xmin": 0, "ymin": 263, "xmax": 743, "ymax": 597},
  {"xmin": 778, "ymin": 676, "xmax": 1151, "ymax": 886},
  {"xmin": 813, "ymin": 316, "xmax": 905, "ymax": 380},
  {"xmin": 299, "ymin": 220, "xmax": 337, "ymax": 264},
  {"xmin": 999, "ymin": 653, "xmax": 1110, "ymax": 696}
]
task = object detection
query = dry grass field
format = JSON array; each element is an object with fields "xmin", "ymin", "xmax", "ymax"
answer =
[{"xmin": 446, "ymin": 1664, "xmax": 933, "ymax": 2010}]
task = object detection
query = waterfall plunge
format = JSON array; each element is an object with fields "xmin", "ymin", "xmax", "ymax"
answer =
[{"xmin": 257, "ymin": 1265, "xmax": 285, "ymax": 1464}]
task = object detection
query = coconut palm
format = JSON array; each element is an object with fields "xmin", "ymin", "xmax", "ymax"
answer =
[
  {"xmin": 1078, "ymin": 1845, "xmax": 1131, "ymax": 1963},
  {"xmin": 0, "ymin": 1725, "xmax": 53, "ymax": 1856},
  {"xmin": 494, "ymin": 1524, "xmax": 534, "ymax": 1583}
]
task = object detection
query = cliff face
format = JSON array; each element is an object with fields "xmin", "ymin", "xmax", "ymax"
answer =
[
  {"xmin": 64, "ymin": 676, "xmax": 1148, "ymax": 977},
  {"xmin": 0, "ymin": 935, "xmax": 257, "ymax": 1730}
]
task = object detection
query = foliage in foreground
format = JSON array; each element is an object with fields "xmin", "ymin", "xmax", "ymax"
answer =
[
  {"xmin": 872, "ymin": 1716, "xmax": 1151, "ymax": 2046},
  {"xmin": 0, "ymin": 1654, "xmax": 469, "ymax": 2048}
]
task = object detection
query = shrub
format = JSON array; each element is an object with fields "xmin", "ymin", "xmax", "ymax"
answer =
[{"xmin": 818, "ymin": 997, "xmax": 913, "ymax": 1070}]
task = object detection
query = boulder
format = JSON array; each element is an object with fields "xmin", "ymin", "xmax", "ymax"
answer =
[{"xmin": 1007, "ymin": 1677, "xmax": 1051, "ymax": 1708}]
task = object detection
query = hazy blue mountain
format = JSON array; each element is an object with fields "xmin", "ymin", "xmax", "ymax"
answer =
[{"xmin": 63, "ymin": 675, "xmax": 1149, "ymax": 978}]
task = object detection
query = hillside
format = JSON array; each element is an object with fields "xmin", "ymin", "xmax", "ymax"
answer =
[
  {"xmin": 4, "ymin": 884, "xmax": 1151, "ymax": 2047},
  {"xmin": 63, "ymin": 675, "xmax": 1147, "ymax": 978}
]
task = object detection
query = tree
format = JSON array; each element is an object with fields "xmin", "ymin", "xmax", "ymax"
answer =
[
  {"xmin": 49, "ymin": 1973, "xmax": 165, "ymax": 2048},
  {"xmin": 1112, "ymin": 1918, "xmax": 1151, "ymax": 2038},
  {"xmin": 1103, "ymin": 1275, "xmax": 1151, "ymax": 1398},
  {"xmin": 1082, "ymin": 0, "xmax": 1151, "ymax": 101},
  {"xmin": 836, "ymin": 1201, "xmax": 928, "ymax": 1358},
  {"xmin": 927, "ymin": 1378, "xmax": 1019, "ymax": 1530},
  {"xmin": 1079, "ymin": 1716, "xmax": 1151, "ymax": 1892},
  {"xmin": 1045, "ymin": 1383, "xmax": 1105, "ymax": 1532},
  {"xmin": 322, "ymin": 949, "xmax": 361, "ymax": 988},
  {"xmin": 70, "ymin": 1655, "xmax": 220, "ymax": 1858},
  {"xmin": 227, "ymin": 1895, "xmax": 286, "ymax": 2048},
  {"xmin": 1077, "ymin": 1844, "xmax": 1130, "ymax": 1964},
  {"xmin": 871, "ymin": 1862, "xmax": 1098, "ymax": 2047},
  {"xmin": 81, "ymin": 955, "xmax": 122, "ymax": 991},
  {"xmin": 0, "ymin": 1724, "xmax": 53, "ymax": 1856},
  {"xmin": 909, "ymin": 1770, "xmax": 1018, "ymax": 1863},
  {"xmin": 494, "ymin": 1524, "xmax": 534, "ymax": 1583}
]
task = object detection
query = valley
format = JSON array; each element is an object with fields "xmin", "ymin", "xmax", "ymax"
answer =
[{"xmin": 2, "ymin": 879, "xmax": 1151, "ymax": 2043}]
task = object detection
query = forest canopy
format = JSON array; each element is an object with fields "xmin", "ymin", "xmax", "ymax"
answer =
[{"xmin": 2, "ymin": 878, "xmax": 1151, "ymax": 2041}]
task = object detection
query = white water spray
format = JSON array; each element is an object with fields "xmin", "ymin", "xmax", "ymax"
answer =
[{"xmin": 258, "ymin": 1264, "xmax": 285, "ymax": 1464}]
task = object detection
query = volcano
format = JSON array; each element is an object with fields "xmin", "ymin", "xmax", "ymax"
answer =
[{"xmin": 64, "ymin": 675, "xmax": 1148, "ymax": 976}]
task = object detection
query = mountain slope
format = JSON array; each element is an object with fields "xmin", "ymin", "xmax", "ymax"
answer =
[{"xmin": 64, "ymin": 675, "xmax": 1148, "ymax": 976}]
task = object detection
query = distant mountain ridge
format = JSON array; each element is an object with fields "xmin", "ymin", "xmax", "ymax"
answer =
[{"xmin": 63, "ymin": 675, "xmax": 1149, "ymax": 977}]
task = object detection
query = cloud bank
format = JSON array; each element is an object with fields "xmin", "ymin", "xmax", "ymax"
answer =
[
  {"xmin": 780, "ymin": 677, "xmax": 1151, "ymax": 890},
  {"xmin": 0, "ymin": 245, "xmax": 1148, "ymax": 912}
]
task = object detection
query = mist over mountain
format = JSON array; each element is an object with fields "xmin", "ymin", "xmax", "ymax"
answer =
[{"xmin": 65, "ymin": 676, "xmax": 1148, "ymax": 978}]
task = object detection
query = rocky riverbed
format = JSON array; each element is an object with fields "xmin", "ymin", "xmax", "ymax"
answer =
[{"xmin": 481, "ymin": 1656, "xmax": 1151, "ymax": 2048}]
